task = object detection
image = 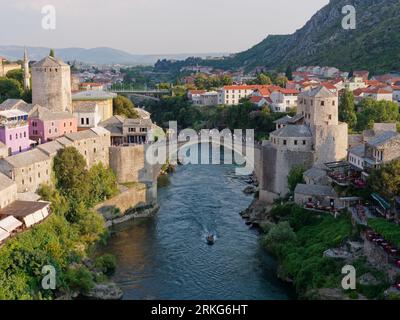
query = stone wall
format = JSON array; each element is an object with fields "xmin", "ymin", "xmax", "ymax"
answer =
[
  {"xmin": 94, "ymin": 184, "xmax": 147, "ymax": 219},
  {"xmin": 260, "ymin": 142, "xmax": 314, "ymax": 201},
  {"xmin": 0, "ymin": 62, "xmax": 21, "ymax": 77},
  {"xmin": 0, "ymin": 179, "xmax": 17, "ymax": 209},
  {"xmin": 109, "ymin": 145, "xmax": 150, "ymax": 183},
  {"xmin": 313, "ymin": 122, "xmax": 348, "ymax": 166}
]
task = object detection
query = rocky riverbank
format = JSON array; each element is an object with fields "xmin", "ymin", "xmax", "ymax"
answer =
[{"xmin": 239, "ymin": 198, "xmax": 400, "ymax": 300}]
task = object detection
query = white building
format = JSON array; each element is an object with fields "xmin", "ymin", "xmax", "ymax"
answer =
[
  {"xmin": 219, "ymin": 85, "xmax": 264, "ymax": 105},
  {"xmin": 72, "ymin": 101, "xmax": 102, "ymax": 130},
  {"xmin": 269, "ymin": 89, "xmax": 299, "ymax": 112}
]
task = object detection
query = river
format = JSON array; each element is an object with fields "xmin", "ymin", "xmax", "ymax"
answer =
[{"xmin": 100, "ymin": 155, "xmax": 292, "ymax": 300}]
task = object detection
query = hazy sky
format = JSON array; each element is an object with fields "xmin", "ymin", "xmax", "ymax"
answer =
[{"xmin": 0, "ymin": 0, "xmax": 329, "ymax": 54}]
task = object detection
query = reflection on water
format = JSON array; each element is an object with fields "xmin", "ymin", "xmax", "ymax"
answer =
[{"xmin": 100, "ymin": 159, "xmax": 292, "ymax": 300}]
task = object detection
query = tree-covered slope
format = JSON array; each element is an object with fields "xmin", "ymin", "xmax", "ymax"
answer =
[{"xmin": 218, "ymin": 0, "xmax": 400, "ymax": 74}]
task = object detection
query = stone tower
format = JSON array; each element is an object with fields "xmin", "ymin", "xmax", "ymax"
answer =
[
  {"xmin": 31, "ymin": 55, "xmax": 72, "ymax": 112},
  {"xmin": 23, "ymin": 47, "xmax": 30, "ymax": 91},
  {"xmin": 297, "ymin": 86, "xmax": 348, "ymax": 165}
]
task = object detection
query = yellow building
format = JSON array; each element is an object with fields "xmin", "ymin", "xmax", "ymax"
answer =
[{"xmin": 72, "ymin": 90, "xmax": 116, "ymax": 123}]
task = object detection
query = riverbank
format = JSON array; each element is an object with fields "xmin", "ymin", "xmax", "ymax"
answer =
[{"xmin": 241, "ymin": 198, "xmax": 400, "ymax": 300}]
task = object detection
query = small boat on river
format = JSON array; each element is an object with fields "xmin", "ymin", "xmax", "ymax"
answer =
[{"xmin": 206, "ymin": 234, "xmax": 215, "ymax": 245}]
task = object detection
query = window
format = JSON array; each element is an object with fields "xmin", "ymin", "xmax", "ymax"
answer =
[
  {"xmin": 283, "ymin": 140, "xmax": 287, "ymax": 145},
  {"xmin": 328, "ymin": 114, "xmax": 332, "ymax": 120},
  {"xmin": 321, "ymin": 101, "xmax": 325, "ymax": 106},
  {"xmin": 81, "ymin": 118, "xmax": 84, "ymax": 125},
  {"xmin": 294, "ymin": 140, "xmax": 298, "ymax": 145},
  {"xmin": 15, "ymin": 133, "xmax": 18, "ymax": 139},
  {"xmin": 49, "ymin": 129, "xmax": 51, "ymax": 134},
  {"xmin": 332, "ymin": 100, "xmax": 335, "ymax": 106},
  {"xmin": 94, "ymin": 148, "xmax": 97, "ymax": 153},
  {"xmin": 64, "ymin": 122, "xmax": 66, "ymax": 127},
  {"xmin": 24, "ymin": 132, "xmax": 26, "ymax": 137},
  {"xmin": 86, "ymin": 118, "xmax": 89, "ymax": 125},
  {"xmin": 303, "ymin": 140, "xmax": 306, "ymax": 145}
]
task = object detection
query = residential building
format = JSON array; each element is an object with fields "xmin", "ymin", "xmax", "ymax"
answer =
[
  {"xmin": 0, "ymin": 172, "xmax": 17, "ymax": 209},
  {"xmin": 0, "ymin": 110, "xmax": 31, "ymax": 155},
  {"xmin": 73, "ymin": 101, "xmax": 102, "ymax": 130},
  {"xmin": 99, "ymin": 115, "xmax": 153, "ymax": 145},
  {"xmin": 269, "ymin": 88, "xmax": 299, "ymax": 112},
  {"xmin": 29, "ymin": 106, "xmax": 77, "ymax": 143},
  {"xmin": 0, "ymin": 148, "xmax": 52, "ymax": 193}
]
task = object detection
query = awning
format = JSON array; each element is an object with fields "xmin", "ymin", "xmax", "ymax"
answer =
[
  {"xmin": 23, "ymin": 215, "xmax": 36, "ymax": 228},
  {"xmin": 0, "ymin": 216, "xmax": 22, "ymax": 233},
  {"xmin": 371, "ymin": 193, "xmax": 390, "ymax": 210},
  {"xmin": 0, "ymin": 229, "xmax": 10, "ymax": 242}
]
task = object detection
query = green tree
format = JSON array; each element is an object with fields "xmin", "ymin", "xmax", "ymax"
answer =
[
  {"xmin": 257, "ymin": 73, "xmax": 272, "ymax": 85},
  {"xmin": 339, "ymin": 90, "xmax": 357, "ymax": 129},
  {"xmin": 263, "ymin": 221, "xmax": 297, "ymax": 251},
  {"xmin": 356, "ymin": 98, "xmax": 400, "ymax": 132},
  {"xmin": 368, "ymin": 159, "xmax": 400, "ymax": 201},
  {"xmin": 53, "ymin": 146, "xmax": 90, "ymax": 205},
  {"xmin": 87, "ymin": 163, "xmax": 118, "ymax": 206},
  {"xmin": 287, "ymin": 165, "xmax": 305, "ymax": 193},
  {"xmin": 275, "ymin": 75, "xmax": 288, "ymax": 88},
  {"xmin": 285, "ymin": 66, "xmax": 293, "ymax": 81},
  {"xmin": 0, "ymin": 77, "xmax": 23, "ymax": 103},
  {"xmin": 6, "ymin": 69, "xmax": 24, "ymax": 86},
  {"xmin": 49, "ymin": 49, "xmax": 55, "ymax": 58},
  {"xmin": 113, "ymin": 95, "xmax": 139, "ymax": 118}
]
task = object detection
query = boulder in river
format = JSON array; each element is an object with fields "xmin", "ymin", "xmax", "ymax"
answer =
[
  {"xmin": 243, "ymin": 186, "xmax": 256, "ymax": 194},
  {"xmin": 83, "ymin": 282, "xmax": 123, "ymax": 300}
]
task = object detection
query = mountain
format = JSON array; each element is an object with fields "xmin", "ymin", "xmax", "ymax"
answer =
[
  {"xmin": 213, "ymin": 0, "xmax": 400, "ymax": 74},
  {"xmin": 0, "ymin": 45, "xmax": 228, "ymax": 65}
]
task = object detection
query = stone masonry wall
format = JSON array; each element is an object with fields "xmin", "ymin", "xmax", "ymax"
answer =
[{"xmin": 95, "ymin": 184, "xmax": 147, "ymax": 219}]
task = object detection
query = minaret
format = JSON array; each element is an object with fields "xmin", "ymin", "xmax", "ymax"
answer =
[{"xmin": 23, "ymin": 47, "xmax": 30, "ymax": 91}]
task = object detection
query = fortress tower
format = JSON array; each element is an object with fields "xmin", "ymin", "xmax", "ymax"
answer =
[
  {"xmin": 260, "ymin": 85, "xmax": 348, "ymax": 202},
  {"xmin": 297, "ymin": 86, "xmax": 348, "ymax": 165},
  {"xmin": 31, "ymin": 55, "xmax": 72, "ymax": 112}
]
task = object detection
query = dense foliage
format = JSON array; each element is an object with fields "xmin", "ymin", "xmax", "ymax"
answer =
[
  {"xmin": 287, "ymin": 165, "xmax": 305, "ymax": 194},
  {"xmin": 263, "ymin": 204, "xmax": 390, "ymax": 299},
  {"xmin": 0, "ymin": 147, "xmax": 118, "ymax": 299},
  {"xmin": 355, "ymin": 98, "xmax": 400, "ymax": 132},
  {"xmin": 113, "ymin": 95, "xmax": 139, "ymax": 119},
  {"xmin": 146, "ymin": 96, "xmax": 290, "ymax": 140},
  {"xmin": 368, "ymin": 159, "xmax": 400, "ymax": 202},
  {"xmin": 339, "ymin": 90, "xmax": 357, "ymax": 130}
]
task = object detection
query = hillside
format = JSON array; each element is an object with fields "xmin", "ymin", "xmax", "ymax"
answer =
[
  {"xmin": 0, "ymin": 45, "xmax": 228, "ymax": 65},
  {"xmin": 214, "ymin": 0, "xmax": 400, "ymax": 74}
]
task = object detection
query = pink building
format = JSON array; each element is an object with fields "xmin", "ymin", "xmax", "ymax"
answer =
[
  {"xmin": 0, "ymin": 110, "xmax": 31, "ymax": 155},
  {"xmin": 29, "ymin": 106, "xmax": 77, "ymax": 143}
]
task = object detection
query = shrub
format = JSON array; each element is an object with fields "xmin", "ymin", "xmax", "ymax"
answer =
[
  {"xmin": 95, "ymin": 254, "xmax": 117, "ymax": 276},
  {"xmin": 65, "ymin": 266, "xmax": 95, "ymax": 294}
]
